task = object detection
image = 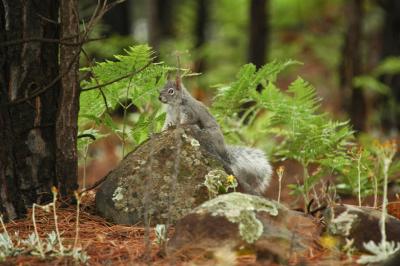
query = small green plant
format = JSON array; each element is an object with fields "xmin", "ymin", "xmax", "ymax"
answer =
[
  {"xmin": 0, "ymin": 215, "xmax": 20, "ymax": 261},
  {"xmin": 77, "ymin": 129, "xmax": 106, "ymax": 190},
  {"xmin": 154, "ymin": 224, "xmax": 169, "ymax": 247},
  {"xmin": 0, "ymin": 188, "xmax": 89, "ymax": 264},
  {"xmin": 204, "ymin": 170, "xmax": 238, "ymax": 198},
  {"xmin": 336, "ymin": 146, "xmax": 375, "ymax": 205},
  {"xmin": 336, "ymin": 137, "xmax": 400, "ymax": 207},
  {"xmin": 357, "ymin": 140, "xmax": 398, "ymax": 264}
]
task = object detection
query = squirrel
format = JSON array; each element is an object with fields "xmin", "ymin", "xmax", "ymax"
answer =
[{"xmin": 158, "ymin": 78, "xmax": 272, "ymax": 195}]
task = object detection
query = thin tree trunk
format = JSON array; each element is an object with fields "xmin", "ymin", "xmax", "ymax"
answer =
[
  {"xmin": 379, "ymin": 0, "xmax": 400, "ymax": 132},
  {"xmin": 148, "ymin": 0, "xmax": 175, "ymax": 50},
  {"xmin": 248, "ymin": 0, "xmax": 269, "ymax": 69},
  {"xmin": 242, "ymin": 0, "xmax": 269, "ymax": 119},
  {"xmin": 339, "ymin": 0, "xmax": 366, "ymax": 132},
  {"xmin": 193, "ymin": 0, "xmax": 208, "ymax": 73},
  {"xmin": 0, "ymin": 0, "xmax": 59, "ymax": 219},
  {"xmin": 57, "ymin": 0, "xmax": 80, "ymax": 199},
  {"xmin": 103, "ymin": 0, "xmax": 132, "ymax": 36}
]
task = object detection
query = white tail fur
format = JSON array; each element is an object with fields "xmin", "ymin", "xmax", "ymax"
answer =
[{"xmin": 227, "ymin": 146, "xmax": 272, "ymax": 195}]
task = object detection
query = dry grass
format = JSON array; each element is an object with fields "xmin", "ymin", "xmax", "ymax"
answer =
[{"xmin": 2, "ymin": 192, "xmax": 164, "ymax": 265}]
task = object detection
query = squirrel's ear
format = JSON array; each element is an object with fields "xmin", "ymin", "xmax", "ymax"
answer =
[{"xmin": 175, "ymin": 75, "xmax": 182, "ymax": 90}]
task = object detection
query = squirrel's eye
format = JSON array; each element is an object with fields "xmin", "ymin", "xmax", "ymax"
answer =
[{"xmin": 168, "ymin": 88, "xmax": 174, "ymax": 95}]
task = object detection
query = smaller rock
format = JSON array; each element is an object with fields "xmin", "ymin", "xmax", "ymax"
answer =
[
  {"xmin": 323, "ymin": 204, "xmax": 400, "ymax": 251},
  {"xmin": 167, "ymin": 192, "xmax": 321, "ymax": 264}
]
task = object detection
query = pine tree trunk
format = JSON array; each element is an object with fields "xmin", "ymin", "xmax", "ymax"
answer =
[
  {"xmin": 243, "ymin": 0, "xmax": 269, "ymax": 118},
  {"xmin": 193, "ymin": 0, "xmax": 208, "ymax": 73},
  {"xmin": 57, "ymin": 0, "xmax": 80, "ymax": 199},
  {"xmin": 148, "ymin": 0, "xmax": 175, "ymax": 51},
  {"xmin": 339, "ymin": 0, "xmax": 366, "ymax": 132},
  {"xmin": 0, "ymin": 0, "xmax": 60, "ymax": 219},
  {"xmin": 248, "ymin": 0, "xmax": 269, "ymax": 69},
  {"xmin": 379, "ymin": 0, "xmax": 400, "ymax": 132}
]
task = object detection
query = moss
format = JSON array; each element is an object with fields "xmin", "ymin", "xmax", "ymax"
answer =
[{"xmin": 195, "ymin": 192, "xmax": 279, "ymax": 243}]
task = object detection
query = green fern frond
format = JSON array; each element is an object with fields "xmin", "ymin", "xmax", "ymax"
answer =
[{"xmin": 79, "ymin": 44, "xmax": 168, "ymax": 152}]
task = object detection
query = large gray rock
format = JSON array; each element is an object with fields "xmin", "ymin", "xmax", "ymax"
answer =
[
  {"xmin": 167, "ymin": 192, "xmax": 321, "ymax": 264},
  {"xmin": 95, "ymin": 126, "xmax": 226, "ymax": 225}
]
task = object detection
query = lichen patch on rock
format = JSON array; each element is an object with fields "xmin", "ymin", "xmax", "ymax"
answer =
[{"xmin": 195, "ymin": 192, "xmax": 279, "ymax": 243}]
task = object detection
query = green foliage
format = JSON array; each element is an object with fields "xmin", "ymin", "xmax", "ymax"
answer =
[
  {"xmin": 270, "ymin": 0, "xmax": 344, "ymax": 28},
  {"xmin": 80, "ymin": 45, "xmax": 165, "ymax": 122},
  {"xmin": 213, "ymin": 60, "xmax": 400, "ymax": 203},
  {"xmin": 213, "ymin": 60, "xmax": 301, "ymax": 115},
  {"xmin": 353, "ymin": 57, "xmax": 400, "ymax": 129},
  {"xmin": 335, "ymin": 146, "xmax": 376, "ymax": 197},
  {"xmin": 213, "ymin": 60, "xmax": 358, "ymax": 203},
  {"xmin": 83, "ymin": 35, "xmax": 137, "ymax": 60},
  {"xmin": 79, "ymin": 44, "xmax": 168, "ymax": 155},
  {"xmin": 353, "ymin": 57, "xmax": 400, "ymax": 95}
]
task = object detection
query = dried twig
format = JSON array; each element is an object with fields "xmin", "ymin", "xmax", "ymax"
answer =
[
  {"xmin": 81, "ymin": 48, "xmax": 112, "ymax": 114},
  {"xmin": 80, "ymin": 61, "xmax": 153, "ymax": 92},
  {"xmin": 0, "ymin": 37, "xmax": 104, "ymax": 47}
]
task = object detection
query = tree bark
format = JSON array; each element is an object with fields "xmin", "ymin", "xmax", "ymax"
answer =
[
  {"xmin": 57, "ymin": 0, "xmax": 80, "ymax": 199},
  {"xmin": 339, "ymin": 0, "xmax": 366, "ymax": 132},
  {"xmin": 0, "ymin": 0, "xmax": 60, "ymax": 219},
  {"xmin": 248, "ymin": 0, "xmax": 269, "ymax": 69}
]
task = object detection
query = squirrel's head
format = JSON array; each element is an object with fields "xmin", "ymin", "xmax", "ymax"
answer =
[{"xmin": 158, "ymin": 79, "xmax": 182, "ymax": 105}]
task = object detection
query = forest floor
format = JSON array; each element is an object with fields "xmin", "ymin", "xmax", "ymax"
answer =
[
  {"xmin": 3, "ymin": 154, "xmax": 400, "ymax": 265},
  {"xmin": 5, "ymin": 183, "xmax": 400, "ymax": 265},
  {"xmin": 0, "ymin": 191, "xmax": 350, "ymax": 266}
]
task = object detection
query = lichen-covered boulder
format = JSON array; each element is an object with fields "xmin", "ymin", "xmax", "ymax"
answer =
[
  {"xmin": 167, "ymin": 192, "xmax": 321, "ymax": 264},
  {"xmin": 323, "ymin": 204, "xmax": 400, "ymax": 251},
  {"xmin": 95, "ymin": 126, "xmax": 226, "ymax": 225}
]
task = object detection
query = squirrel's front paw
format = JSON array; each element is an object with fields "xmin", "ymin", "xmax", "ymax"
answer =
[{"xmin": 163, "ymin": 123, "xmax": 176, "ymax": 131}]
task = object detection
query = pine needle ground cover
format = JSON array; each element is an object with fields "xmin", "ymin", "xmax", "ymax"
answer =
[{"xmin": 0, "ymin": 192, "xmax": 360, "ymax": 266}]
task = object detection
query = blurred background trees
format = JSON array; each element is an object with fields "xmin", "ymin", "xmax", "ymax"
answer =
[{"xmin": 81, "ymin": 0, "xmax": 400, "ymax": 135}]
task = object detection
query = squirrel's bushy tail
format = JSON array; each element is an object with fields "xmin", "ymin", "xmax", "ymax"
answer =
[{"xmin": 227, "ymin": 146, "xmax": 272, "ymax": 195}]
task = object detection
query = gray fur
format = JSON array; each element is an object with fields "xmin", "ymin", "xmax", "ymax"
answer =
[
  {"xmin": 159, "ymin": 81, "xmax": 222, "ymax": 129},
  {"xmin": 159, "ymin": 80, "xmax": 228, "ymax": 160},
  {"xmin": 159, "ymin": 80, "xmax": 272, "ymax": 195},
  {"xmin": 227, "ymin": 146, "xmax": 272, "ymax": 195}
]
